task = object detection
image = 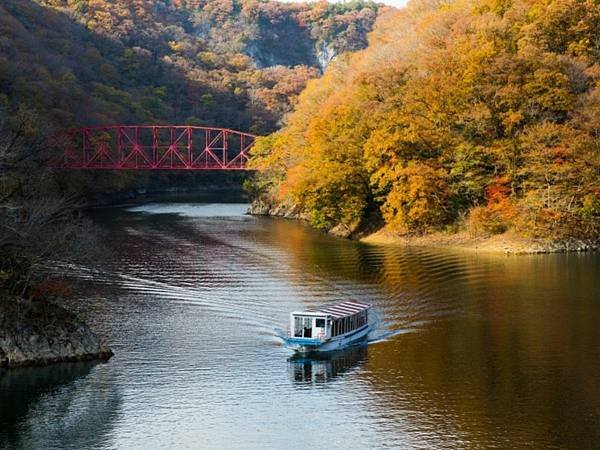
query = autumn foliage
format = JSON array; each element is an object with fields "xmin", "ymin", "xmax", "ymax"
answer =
[
  {"xmin": 0, "ymin": 0, "xmax": 380, "ymax": 134},
  {"xmin": 250, "ymin": 0, "xmax": 600, "ymax": 240}
]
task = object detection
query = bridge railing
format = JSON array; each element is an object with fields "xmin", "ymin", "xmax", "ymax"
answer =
[{"xmin": 52, "ymin": 125, "xmax": 256, "ymax": 170}]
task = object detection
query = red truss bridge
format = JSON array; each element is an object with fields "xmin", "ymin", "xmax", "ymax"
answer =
[{"xmin": 53, "ymin": 125, "xmax": 256, "ymax": 170}]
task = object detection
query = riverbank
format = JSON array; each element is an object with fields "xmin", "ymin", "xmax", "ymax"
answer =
[
  {"xmin": 248, "ymin": 199, "xmax": 598, "ymax": 254},
  {"xmin": 0, "ymin": 296, "xmax": 112, "ymax": 368},
  {"xmin": 362, "ymin": 228, "xmax": 599, "ymax": 254}
]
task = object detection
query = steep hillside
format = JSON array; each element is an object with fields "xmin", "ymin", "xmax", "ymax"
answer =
[
  {"xmin": 249, "ymin": 0, "xmax": 600, "ymax": 244},
  {"xmin": 0, "ymin": 0, "xmax": 380, "ymax": 134}
]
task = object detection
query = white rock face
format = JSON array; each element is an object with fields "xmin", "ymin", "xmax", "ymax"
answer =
[{"xmin": 316, "ymin": 41, "xmax": 337, "ymax": 71}]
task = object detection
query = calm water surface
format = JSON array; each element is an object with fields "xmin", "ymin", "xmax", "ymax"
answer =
[{"xmin": 1, "ymin": 202, "xmax": 599, "ymax": 449}]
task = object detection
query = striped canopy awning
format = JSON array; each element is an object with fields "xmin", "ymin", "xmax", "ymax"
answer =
[{"xmin": 307, "ymin": 301, "xmax": 371, "ymax": 319}]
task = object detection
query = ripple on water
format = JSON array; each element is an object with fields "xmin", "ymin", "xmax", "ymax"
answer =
[{"xmin": 4, "ymin": 202, "xmax": 598, "ymax": 450}]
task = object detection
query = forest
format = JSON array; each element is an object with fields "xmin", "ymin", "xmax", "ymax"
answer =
[
  {"xmin": 1, "ymin": 0, "xmax": 380, "ymax": 134},
  {"xmin": 250, "ymin": 0, "xmax": 600, "ymax": 241}
]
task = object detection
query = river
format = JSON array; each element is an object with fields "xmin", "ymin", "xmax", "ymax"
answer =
[{"xmin": 1, "ymin": 202, "xmax": 599, "ymax": 449}]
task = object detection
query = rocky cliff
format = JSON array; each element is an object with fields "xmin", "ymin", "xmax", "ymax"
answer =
[
  {"xmin": 248, "ymin": 196, "xmax": 380, "ymax": 238},
  {"xmin": 0, "ymin": 297, "xmax": 112, "ymax": 368}
]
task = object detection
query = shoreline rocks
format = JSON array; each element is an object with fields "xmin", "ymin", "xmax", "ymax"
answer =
[
  {"xmin": 512, "ymin": 238, "xmax": 599, "ymax": 254},
  {"xmin": 248, "ymin": 197, "xmax": 309, "ymax": 221},
  {"xmin": 0, "ymin": 296, "xmax": 112, "ymax": 369},
  {"xmin": 248, "ymin": 199, "xmax": 599, "ymax": 255},
  {"xmin": 247, "ymin": 197, "xmax": 377, "ymax": 239}
]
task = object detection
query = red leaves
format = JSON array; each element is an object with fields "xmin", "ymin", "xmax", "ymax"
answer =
[{"xmin": 486, "ymin": 177, "xmax": 511, "ymax": 203}]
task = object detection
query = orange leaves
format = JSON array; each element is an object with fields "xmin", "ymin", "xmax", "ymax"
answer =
[
  {"xmin": 381, "ymin": 162, "xmax": 451, "ymax": 233},
  {"xmin": 202, "ymin": 0, "xmax": 235, "ymax": 23},
  {"xmin": 249, "ymin": 0, "xmax": 600, "ymax": 239},
  {"xmin": 467, "ymin": 205, "xmax": 509, "ymax": 236},
  {"xmin": 467, "ymin": 176, "xmax": 520, "ymax": 236},
  {"xmin": 501, "ymin": 109, "xmax": 525, "ymax": 134},
  {"xmin": 486, "ymin": 176, "xmax": 512, "ymax": 204}
]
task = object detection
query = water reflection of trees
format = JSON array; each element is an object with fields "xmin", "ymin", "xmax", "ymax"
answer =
[
  {"xmin": 288, "ymin": 345, "xmax": 368, "ymax": 387},
  {"xmin": 0, "ymin": 362, "xmax": 122, "ymax": 449},
  {"xmin": 362, "ymin": 254, "xmax": 600, "ymax": 448},
  {"xmin": 262, "ymin": 218, "xmax": 600, "ymax": 446}
]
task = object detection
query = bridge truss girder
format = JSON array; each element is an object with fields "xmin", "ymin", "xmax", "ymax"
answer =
[{"xmin": 54, "ymin": 125, "xmax": 256, "ymax": 170}]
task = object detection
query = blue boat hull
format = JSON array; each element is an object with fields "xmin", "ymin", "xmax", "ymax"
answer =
[{"xmin": 284, "ymin": 324, "xmax": 371, "ymax": 353}]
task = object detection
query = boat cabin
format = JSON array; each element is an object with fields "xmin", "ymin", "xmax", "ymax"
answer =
[{"xmin": 290, "ymin": 301, "xmax": 370, "ymax": 341}]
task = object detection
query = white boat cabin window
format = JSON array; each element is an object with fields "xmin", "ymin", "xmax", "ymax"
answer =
[
  {"xmin": 331, "ymin": 310, "xmax": 368, "ymax": 337},
  {"xmin": 293, "ymin": 316, "xmax": 313, "ymax": 338},
  {"xmin": 293, "ymin": 316, "xmax": 328, "ymax": 338}
]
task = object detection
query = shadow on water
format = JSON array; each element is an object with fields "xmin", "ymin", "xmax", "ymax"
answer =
[
  {"xmin": 288, "ymin": 344, "xmax": 368, "ymax": 387},
  {"xmin": 0, "ymin": 361, "xmax": 121, "ymax": 450}
]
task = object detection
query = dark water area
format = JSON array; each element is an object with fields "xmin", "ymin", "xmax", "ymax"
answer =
[
  {"xmin": 1, "ymin": 202, "xmax": 599, "ymax": 449},
  {"xmin": 82, "ymin": 175, "xmax": 249, "ymax": 207}
]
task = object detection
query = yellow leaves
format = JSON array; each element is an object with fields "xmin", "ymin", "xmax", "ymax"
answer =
[
  {"xmin": 249, "ymin": 133, "xmax": 286, "ymax": 173},
  {"xmin": 306, "ymin": 102, "xmax": 367, "ymax": 161},
  {"xmin": 227, "ymin": 54, "xmax": 252, "ymax": 71},
  {"xmin": 363, "ymin": 123, "xmax": 406, "ymax": 172},
  {"xmin": 460, "ymin": 40, "xmax": 496, "ymax": 84},
  {"xmin": 567, "ymin": 39, "xmax": 592, "ymax": 59},
  {"xmin": 273, "ymin": 151, "xmax": 369, "ymax": 230},
  {"xmin": 381, "ymin": 162, "xmax": 451, "ymax": 233},
  {"xmin": 168, "ymin": 41, "xmax": 184, "ymax": 53},
  {"xmin": 59, "ymin": 71, "xmax": 76, "ymax": 86},
  {"xmin": 501, "ymin": 109, "xmax": 524, "ymax": 133},
  {"xmin": 580, "ymin": 193, "xmax": 600, "ymax": 218},
  {"xmin": 519, "ymin": 0, "xmax": 600, "ymax": 71},
  {"xmin": 196, "ymin": 51, "xmax": 218, "ymax": 67},
  {"xmin": 524, "ymin": 66, "xmax": 574, "ymax": 111}
]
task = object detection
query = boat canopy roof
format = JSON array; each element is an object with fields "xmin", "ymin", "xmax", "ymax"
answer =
[{"xmin": 300, "ymin": 300, "xmax": 371, "ymax": 319}]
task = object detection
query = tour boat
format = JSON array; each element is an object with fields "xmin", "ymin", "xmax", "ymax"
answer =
[{"xmin": 284, "ymin": 300, "xmax": 372, "ymax": 353}]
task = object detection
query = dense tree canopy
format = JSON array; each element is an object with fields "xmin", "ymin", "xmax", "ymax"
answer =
[
  {"xmin": 0, "ymin": 0, "xmax": 380, "ymax": 134},
  {"xmin": 250, "ymin": 0, "xmax": 600, "ymax": 240}
]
